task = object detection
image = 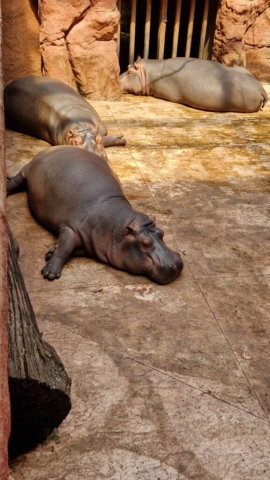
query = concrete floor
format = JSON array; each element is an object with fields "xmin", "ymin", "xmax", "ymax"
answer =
[{"xmin": 7, "ymin": 86, "xmax": 270, "ymax": 479}]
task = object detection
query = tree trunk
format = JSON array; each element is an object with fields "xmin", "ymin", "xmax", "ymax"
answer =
[{"xmin": 7, "ymin": 225, "xmax": 71, "ymax": 458}]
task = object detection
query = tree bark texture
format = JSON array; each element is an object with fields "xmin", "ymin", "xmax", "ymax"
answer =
[
  {"xmin": 0, "ymin": 0, "xmax": 10, "ymax": 474},
  {"xmin": 8, "ymin": 225, "xmax": 72, "ymax": 458}
]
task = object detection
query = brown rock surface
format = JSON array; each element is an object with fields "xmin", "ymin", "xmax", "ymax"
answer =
[
  {"xmin": 2, "ymin": 0, "xmax": 40, "ymax": 85},
  {"xmin": 212, "ymin": 0, "xmax": 270, "ymax": 81},
  {"xmin": 245, "ymin": 8, "xmax": 270, "ymax": 82},
  {"xmin": 39, "ymin": 0, "xmax": 122, "ymax": 99},
  {"xmin": 3, "ymin": 0, "xmax": 122, "ymax": 99},
  {"xmin": 66, "ymin": 3, "xmax": 121, "ymax": 99}
]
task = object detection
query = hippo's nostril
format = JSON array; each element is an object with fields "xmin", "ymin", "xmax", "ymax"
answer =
[{"xmin": 174, "ymin": 258, "xmax": 184, "ymax": 273}]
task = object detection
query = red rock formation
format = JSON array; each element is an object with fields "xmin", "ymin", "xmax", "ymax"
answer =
[
  {"xmin": 245, "ymin": 7, "xmax": 270, "ymax": 81},
  {"xmin": 2, "ymin": 0, "xmax": 40, "ymax": 85},
  {"xmin": 3, "ymin": 0, "xmax": 122, "ymax": 100},
  {"xmin": 39, "ymin": 0, "xmax": 122, "ymax": 99},
  {"xmin": 212, "ymin": 0, "xmax": 270, "ymax": 81}
]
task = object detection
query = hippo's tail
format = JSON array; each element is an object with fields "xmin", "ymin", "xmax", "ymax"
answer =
[
  {"xmin": 261, "ymin": 89, "xmax": 268, "ymax": 110},
  {"xmin": 7, "ymin": 168, "xmax": 27, "ymax": 197}
]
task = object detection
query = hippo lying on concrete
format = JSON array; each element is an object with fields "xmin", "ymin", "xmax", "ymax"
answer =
[
  {"xmin": 7, "ymin": 146, "xmax": 183, "ymax": 284},
  {"xmin": 120, "ymin": 57, "xmax": 268, "ymax": 113},
  {"xmin": 4, "ymin": 76, "xmax": 126, "ymax": 161}
]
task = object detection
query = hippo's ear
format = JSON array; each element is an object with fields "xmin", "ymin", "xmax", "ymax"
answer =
[
  {"xmin": 125, "ymin": 219, "xmax": 140, "ymax": 237},
  {"xmin": 150, "ymin": 216, "xmax": 156, "ymax": 225},
  {"xmin": 134, "ymin": 56, "xmax": 142, "ymax": 68},
  {"xmin": 68, "ymin": 129, "xmax": 75, "ymax": 139}
]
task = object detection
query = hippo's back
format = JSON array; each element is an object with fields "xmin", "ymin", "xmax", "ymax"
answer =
[
  {"xmin": 150, "ymin": 58, "xmax": 268, "ymax": 112},
  {"xmin": 4, "ymin": 75, "xmax": 101, "ymax": 140},
  {"xmin": 26, "ymin": 146, "xmax": 125, "ymax": 231}
]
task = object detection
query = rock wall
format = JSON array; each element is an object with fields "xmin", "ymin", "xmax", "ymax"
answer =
[
  {"xmin": 40, "ymin": 0, "xmax": 122, "ymax": 99},
  {"xmin": 3, "ymin": 0, "xmax": 122, "ymax": 100},
  {"xmin": 0, "ymin": 1, "xmax": 10, "ymax": 478},
  {"xmin": 212, "ymin": 0, "xmax": 270, "ymax": 82},
  {"xmin": 2, "ymin": 0, "xmax": 41, "ymax": 85}
]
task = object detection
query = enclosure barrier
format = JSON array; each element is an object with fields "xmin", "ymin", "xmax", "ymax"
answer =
[{"xmin": 117, "ymin": 0, "xmax": 212, "ymax": 63}]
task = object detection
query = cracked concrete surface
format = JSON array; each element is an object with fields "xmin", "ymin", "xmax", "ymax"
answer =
[{"xmin": 6, "ymin": 87, "xmax": 270, "ymax": 479}]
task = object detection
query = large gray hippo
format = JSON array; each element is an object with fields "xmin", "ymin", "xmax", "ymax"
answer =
[
  {"xmin": 7, "ymin": 146, "xmax": 183, "ymax": 284},
  {"xmin": 120, "ymin": 57, "xmax": 268, "ymax": 113},
  {"xmin": 4, "ymin": 76, "xmax": 126, "ymax": 161}
]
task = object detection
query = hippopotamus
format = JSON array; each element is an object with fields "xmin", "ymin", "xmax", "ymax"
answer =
[
  {"xmin": 120, "ymin": 57, "xmax": 268, "ymax": 113},
  {"xmin": 4, "ymin": 75, "xmax": 126, "ymax": 161},
  {"xmin": 7, "ymin": 146, "xmax": 183, "ymax": 284}
]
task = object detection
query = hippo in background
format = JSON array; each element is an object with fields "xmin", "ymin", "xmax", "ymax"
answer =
[
  {"xmin": 4, "ymin": 76, "xmax": 126, "ymax": 161},
  {"xmin": 7, "ymin": 146, "xmax": 183, "ymax": 285},
  {"xmin": 120, "ymin": 57, "xmax": 268, "ymax": 113}
]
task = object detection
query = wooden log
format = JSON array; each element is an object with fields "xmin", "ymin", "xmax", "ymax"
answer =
[
  {"xmin": 172, "ymin": 0, "xmax": 182, "ymax": 58},
  {"xmin": 144, "ymin": 0, "xmax": 152, "ymax": 59},
  {"xmin": 7, "ymin": 225, "xmax": 71, "ymax": 458},
  {"xmin": 185, "ymin": 0, "xmax": 196, "ymax": 58},
  {"xmin": 157, "ymin": 0, "xmax": 168, "ymax": 60},
  {"xmin": 129, "ymin": 0, "xmax": 137, "ymax": 64}
]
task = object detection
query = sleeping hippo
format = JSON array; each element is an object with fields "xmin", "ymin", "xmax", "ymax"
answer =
[
  {"xmin": 4, "ymin": 75, "xmax": 126, "ymax": 161},
  {"xmin": 120, "ymin": 57, "xmax": 268, "ymax": 113},
  {"xmin": 7, "ymin": 146, "xmax": 183, "ymax": 284}
]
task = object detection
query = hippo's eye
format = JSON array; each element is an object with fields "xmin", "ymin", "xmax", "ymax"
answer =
[
  {"xmin": 155, "ymin": 228, "xmax": 164, "ymax": 239},
  {"xmin": 141, "ymin": 238, "xmax": 152, "ymax": 249}
]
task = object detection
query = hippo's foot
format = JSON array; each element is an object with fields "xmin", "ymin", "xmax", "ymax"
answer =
[
  {"xmin": 45, "ymin": 245, "xmax": 56, "ymax": 261},
  {"xmin": 6, "ymin": 169, "xmax": 27, "ymax": 196},
  {"xmin": 102, "ymin": 134, "xmax": 126, "ymax": 148},
  {"xmin": 42, "ymin": 226, "xmax": 78, "ymax": 280},
  {"xmin": 42, "ymin": 257, "xmax": 63, "ymax": 281}
]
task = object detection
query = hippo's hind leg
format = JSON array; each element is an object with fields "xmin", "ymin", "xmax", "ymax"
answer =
[
  {"xmin": 42, "ymin": 226, "xmax": 80, "ymax": 280},
  {"xmin": 7, "ymin": 167, "xmax": 27, "ymax": 196},
  {"xmin": 102, "ymin": 134, "xmax": 126, "ymax": 147}
]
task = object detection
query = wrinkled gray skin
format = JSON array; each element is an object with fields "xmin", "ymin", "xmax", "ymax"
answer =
[
  {"xmin": 7, "ymin": 146, "xmax": 183, "ymax": 284},
  {"xmin": 120, "ymin": 57, "xmax": 268, "ymax": 113},
  {"xmin": 4, "ymin": 76, "xmax": 126, "ymax": 161}
]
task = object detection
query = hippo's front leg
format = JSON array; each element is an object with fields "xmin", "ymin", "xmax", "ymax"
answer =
[
  {"xmin": 102, "ymin": 134, "xmax": 126, "ymax": 147},
  {"xmin": 42, "ymin": 226, "xmax": 79, "ymax": 280}
]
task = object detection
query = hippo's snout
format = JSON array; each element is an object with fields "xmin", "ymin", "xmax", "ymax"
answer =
[
  {"xmin": 149, "ymin": 251, "xmax": 183, "ymax": 285},
  {"xmin": 81, "ymin": 133, "xmax": 108, "ymax": 161}
]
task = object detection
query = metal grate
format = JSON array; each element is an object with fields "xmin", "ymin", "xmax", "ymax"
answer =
[{"xmin": 117, "ymin": 0, "xmax": 218, "ymax": 71}]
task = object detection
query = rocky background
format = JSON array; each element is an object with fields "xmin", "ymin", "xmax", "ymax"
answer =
[
  {"xmin": 2, "ymin": 0, "xmax": 270, "ymax": 100},
  {"xmin": 2, "ymin": 0, "xmax": 122, "ymax": 100},
  {"xmin": 212, "ymin": 0, "xmax": 270, "ymax": 82}
]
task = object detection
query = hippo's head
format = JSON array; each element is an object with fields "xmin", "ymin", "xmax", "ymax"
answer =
[
  {"xmin": 66, "ymin": 124, "xmax": 108, "ymax": 161},
  {"xmin": 120, "ymin": 58, "xmax": 149, "ymax": 96},
  {"xmin": 110, "ymin": 215, "xmax": 183, "ymax": 284}
]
